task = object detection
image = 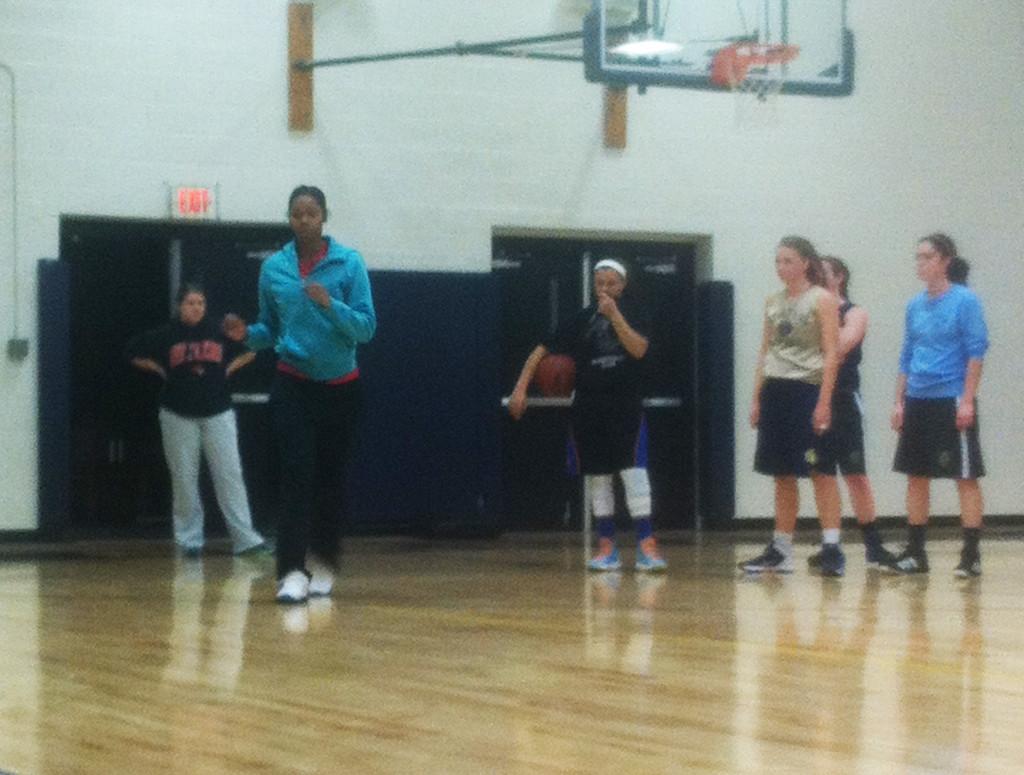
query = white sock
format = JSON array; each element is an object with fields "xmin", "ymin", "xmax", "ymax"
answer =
[
  {"xmin": 773, "ymin": 532, "xmax": 793, "ymax": 555},
  {"xmin": 822, "ymin": 528, "xmax": 840, "ymax": 545}
]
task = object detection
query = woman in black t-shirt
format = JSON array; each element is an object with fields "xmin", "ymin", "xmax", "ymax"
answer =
[
  {"xmin": 127, "ymin": 284, "xmax": 266, "ymax": 556},
  {"xmin": 509, "ymin": 259, "xmax": 666, "ymax": 573}
]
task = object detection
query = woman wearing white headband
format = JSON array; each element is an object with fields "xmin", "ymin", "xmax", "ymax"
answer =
[{"xmin": 509, "ymin": 258, "xmax": 667, "ymax": 572}]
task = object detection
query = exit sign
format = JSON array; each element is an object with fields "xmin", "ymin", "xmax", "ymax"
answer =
[{"xmin": 170, "ymin": 185, "xmax": 218, "ymax": 220}]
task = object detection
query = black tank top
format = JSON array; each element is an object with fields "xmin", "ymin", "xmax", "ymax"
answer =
[{"xmin": 836, "ymin": 300, "xmax": 861, "ymax": 392}]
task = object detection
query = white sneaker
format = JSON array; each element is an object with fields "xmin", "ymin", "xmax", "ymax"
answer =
[
  {"xmin": 275, "ymin": 570, "xmax": 309, "ymax": 604},
  {"xmin": 307, "ymin": 554, "xmax": 335, "ymax": 597}
]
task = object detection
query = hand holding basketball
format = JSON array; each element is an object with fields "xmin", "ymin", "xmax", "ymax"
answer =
[
  {"xmin": 222, "ymin": 313, "xmax": 247, "ymax": 342},
  {"xmin": 508, "ymin": 387, "xmax": 528, "ymax": 420}
]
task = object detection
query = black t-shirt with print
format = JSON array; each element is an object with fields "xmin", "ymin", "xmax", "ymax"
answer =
[
  {"xmin": 543, "ymin": 298, "xmax": 649, "ymax": 399},
  {"xmin": 126, "ymin": 317, "xmax": 246, "ymax": 418}
]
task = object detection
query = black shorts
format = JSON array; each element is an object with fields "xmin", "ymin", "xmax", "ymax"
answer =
[
  {"xmin": 893, "ymin": 397, "xmax": 985, "ymax": 479},
  {"xmin": 570, "ymin": 393, "xmax": 646, "ymax": 475},
  {"xmin": 755, "ymin": 378, "xmax": 828, "ymax": 478},
  {"xmin": 817, "ymin": 390, "xmax": 867, "ymax": 475}
]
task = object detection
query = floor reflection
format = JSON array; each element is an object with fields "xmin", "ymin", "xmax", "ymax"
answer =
[
  {"xmin": 730, "ymin": 553, "xmax": 996, "ymax": 774},
  {"xmin": 583, "ymin": 572, "xmax": 666, "ymax": 676},
  {"xmin": 0, "ymin": 564, "xmax": 40, "ymax": 774},
  {"xmin": 279, "ymin": 596, "xmax": 335, "ymax": 636},
  {"xmin": 731, "ymin": 571, "xmax": 887, "ymax": 772},
  {"xmin": 162, "ymin": 556, "xmax": 264, "ymax": 691},
  {"xmin": 896, "ymin": 576, "xmax": 987, "ymax": 774},
  {"xmin": 0, "ymin": 534, "xmax": 1015, "ymax": 773}
]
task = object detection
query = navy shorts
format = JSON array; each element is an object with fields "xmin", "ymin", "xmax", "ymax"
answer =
[
  {"xmin": 816, "ymin": 390, "xmax": 868, "ymax": 475},
  {"xmin": 570, "ymin": 392, "xmax": 646, "ymax": 475},
  {"xmin": 755, "ymin": 378, "xmax": 827, "ymax": 477},
  {"xmin": 894, "ymin": 397, "xmax": 985, "ymax": 479}
]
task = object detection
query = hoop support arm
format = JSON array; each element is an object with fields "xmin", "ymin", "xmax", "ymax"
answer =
[{"xmin": 295, "ymin": 26, "xmax": 632, "ymax": 71}]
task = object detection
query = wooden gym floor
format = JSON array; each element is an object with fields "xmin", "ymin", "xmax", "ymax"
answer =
[{"xmin": 1, "ymin": 529, "xmax": 1022, "ymax": 774}]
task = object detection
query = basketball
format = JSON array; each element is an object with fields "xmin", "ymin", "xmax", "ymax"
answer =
[{"xmin": 534, "ymin": 354, "xmax": 576, "ymax": 397}]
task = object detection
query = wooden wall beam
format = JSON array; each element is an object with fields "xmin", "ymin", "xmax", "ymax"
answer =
[
  {"xmin": 603, "ymin": 86, "xmax": 627, "ymax": 149},
  {"xmin": 288, "ymin": 3, "xmax": 314, "ymax": 132}
]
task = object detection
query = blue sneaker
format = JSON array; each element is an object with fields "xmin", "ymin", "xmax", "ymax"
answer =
[
  {"xmin": 819, "ymin": 543, "xmax": 846, "ymax": 577},
  {"xmin": 739, "ymin": 543, "xmax": 793, "ymax": 574},
  {"xmin": 587, "ymin": 539, "xmax": 622, "ymax": 572},
  {"xmin": 635, "ymin": 537, "xmax": 667, "ymax": 573}
]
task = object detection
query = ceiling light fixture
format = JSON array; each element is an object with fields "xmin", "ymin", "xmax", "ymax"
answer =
[{"xmin": 609, "ymin": 36, "xmax": 683, "ymax": 58}]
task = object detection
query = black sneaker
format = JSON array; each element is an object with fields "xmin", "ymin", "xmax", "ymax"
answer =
[
  {"xmin": 812, "ymin": 543, "xmax": 894, "ymax": 569},
  {"xmin": 865, "ymin": 542, "xmax": 898, "ymax": 569},
  {"xmin": 738, "ymin": 543, "xmax": 794, "ymax": 574},
  {"xmin": 953, "ymin": 550, "xmax": 981, "ymax": 578},
  {"xmin": 885, "ymin": 548, "xmax": 929, "ymax": 575},
  {"xmin": 819, "ymin": 544, "xmax": 846, "ymax": 577}
]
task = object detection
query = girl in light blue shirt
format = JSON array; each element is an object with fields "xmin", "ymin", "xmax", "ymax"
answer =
[{"xmin": 888, "ymin": 233, "xmax": 988, "ymax": 577}]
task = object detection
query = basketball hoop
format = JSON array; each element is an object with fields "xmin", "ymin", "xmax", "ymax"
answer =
[{"xmin": 711, "ymin": 42, "xmax": 800, "ymax": 127}]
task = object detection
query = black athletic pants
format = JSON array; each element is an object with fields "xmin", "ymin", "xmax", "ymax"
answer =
[{"xmin": 270, "ymin": 373, "xmax": 362, "ymax": 579}]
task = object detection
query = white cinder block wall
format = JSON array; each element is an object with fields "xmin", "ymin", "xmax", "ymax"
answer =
[{"xmin": 1, "ymin": 1, "xmax": 1022, "ymax": 530}]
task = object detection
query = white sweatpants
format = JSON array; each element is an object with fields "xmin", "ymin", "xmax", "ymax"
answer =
[{"xmin": 159, "ymin": 408, "xmax": 264, "ymax": 552}]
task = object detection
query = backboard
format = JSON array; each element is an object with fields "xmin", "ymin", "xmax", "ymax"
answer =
[{"xmin": 584, "ymin": 0, "xmax": 853, "ymax": 96}]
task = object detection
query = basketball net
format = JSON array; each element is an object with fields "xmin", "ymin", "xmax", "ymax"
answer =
[{"xmin": 710, "ymin": 42, "xmax": 799, "ymax": 129}]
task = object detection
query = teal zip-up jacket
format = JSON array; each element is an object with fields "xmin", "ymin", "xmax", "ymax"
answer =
[{"xmin": 247, "ymin": 236, "xmax": 376, "ymax": 380}]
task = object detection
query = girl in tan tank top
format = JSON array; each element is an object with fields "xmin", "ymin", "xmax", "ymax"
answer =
[{"xmin": 739, "ymin": 236, "xmax": 845, "ymax": 576}]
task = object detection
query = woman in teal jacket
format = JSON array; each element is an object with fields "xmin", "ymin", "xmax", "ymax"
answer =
[{"xmin": 226, "ymin": 185, "xmax": 376, "ymax": 604}]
